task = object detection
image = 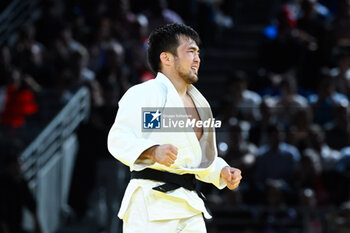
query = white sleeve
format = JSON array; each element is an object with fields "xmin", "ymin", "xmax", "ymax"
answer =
[
  {"xmin": 195, "ymin": 157, "xmax": 228, "ymax": 189},
  {"xmin": 107, "ymin": 84, "xmax": 165, "ymax": 171}
]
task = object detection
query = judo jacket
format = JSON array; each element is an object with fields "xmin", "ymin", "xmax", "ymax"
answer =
[{"xmin": 107, "ymin": 72, "xmax": 229, "ymax": 220}]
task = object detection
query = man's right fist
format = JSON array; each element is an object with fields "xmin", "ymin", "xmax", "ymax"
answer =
[
  {"xmin": 152, "ymin": 144, "xmax": 178, "ymax": 167},
  {"xmin": 139, "ymin": 144, "xmax": 178, "ymax": 167}
]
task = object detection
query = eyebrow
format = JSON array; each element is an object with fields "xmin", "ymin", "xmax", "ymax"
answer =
[{"xmin": 188, "ymin": 46, "xmax": 200, "ymax": 53}]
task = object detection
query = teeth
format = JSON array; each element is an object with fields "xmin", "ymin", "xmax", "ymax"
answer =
[{"xmin": 192, "ymin": 67, "xmax": 197, "ymax": 72}]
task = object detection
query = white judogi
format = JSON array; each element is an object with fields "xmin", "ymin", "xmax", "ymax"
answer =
[
  {"xmin": 123, "ymin": 187, "xmax": 207, "ymax": 233},
  {"xmin": 107, "ymin": 72, "xmax": 228, "ymax": 228}
]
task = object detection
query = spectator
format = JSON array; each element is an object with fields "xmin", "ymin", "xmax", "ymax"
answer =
[
  {"xmin": 96, "ymin": 41, "xmax": 131, "ymax": 101},
  {"xmin": 263, "ymin": 179, "xmax": 289, "ymax": 207},
  {"xmin": 66, "ymin": 7, "xmax": 91, "ymax": 45},
  {"xmin": 309, "ymin": 72, "xmax": 349, "ymax": 126},
  {"xmin": 298, "ymin": 188, "xmax": 325, "ymax": 232},
  {"xmin": 59, "ymin": 46, "xmax": 96, "ymax": 103},
  {"xmin": 297, "ymin": 0, "xmax": 331, "ymax": 38},
  {"xmin": 70, "ymin": 47, "xmax": 94, "ymax": 82},
  {"xmin": 223, "ymin": 71, "xmax": 262, "ymax": 123},
  {"xmin": 11, "ymin": 24, "xmax": 55, "ymax": 88},
  {"xmin": 254, "ymin": 124, "xmax": 300, "ymax": 185},
  {"xmin": 1, "ymin": 70, "xmax": 39, "ymax": 128},
  {"xmin": 272, "ymin": 72, "xmax": 309, "ymax": 125},
  {"xmin": 295, "ymin": 149, "xmax": 332, "ymax": 205},
  {"xmin": 34, "ymin": 1, "xmax": 64, "ymax": 47},
  {"xmin": 260, "ymin": 4, "xmax": 304, "ymax": 74},
  {"xmin": 287, "ymin": 107, "xmax": 313, "ymax": 151},
  {"xmin": 249, "ymin": 98, "xmax": 278, "ymax": 146},
  {"xmin": 297, "ymin": 0, "xmax": 333, "ymax": 87},
  {"xmin": 305, "ymin": 124, "xmax": 341, "ymax": 171},
  {"xmin": 143, "ymin": 0, "xmax": 183, "ymax": 35},
  {"xmin": 51, "ymin": 23, "xmax": 86, "ymax": 71},
  {"xmin": 224, "ymin": 124, "xmax": 257, "ymax": 196},
  {"xmin": 100, "ymin": 0, "xmax": 147, "ymax": 44},
  {"xmin": 332, "ymin": 0, "xmax": 350, "ymax": 48},
  {"xmin": 324, "ymin": 104, "xmax": 350, "ymax": 150},
  {"xmin": 259, "ymin": 179, "xmax": 300, "ymax": 232},
  {"xmin": 333, "ymin": 51, "xmax": 350, "ymax": 98}
]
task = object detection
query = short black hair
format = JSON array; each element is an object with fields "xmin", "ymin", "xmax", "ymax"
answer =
[{"xmin": 147, "ymin": 23, "xmax": 200, "ymax": 74}]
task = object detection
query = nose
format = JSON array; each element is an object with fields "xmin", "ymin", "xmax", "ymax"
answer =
[{"xmin": 194, "ymin": 52, "xmax": 200, "ymax": 63}]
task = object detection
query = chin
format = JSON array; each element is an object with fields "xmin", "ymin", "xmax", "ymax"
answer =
[
  {"xmin": 187, "ymin": 74, "xmax": 198, "ymax": 84},
  {"xmin": 179, "ymin": 71, "xmax": 198, "ymax": 84}
]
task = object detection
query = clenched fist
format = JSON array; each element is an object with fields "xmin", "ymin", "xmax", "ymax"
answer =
[
  {"xmin": 140, "ymin": 144, "xmax": 178, "ymax": 167},
  {"xmin": 220, "ymin": 166, "xmax": 242, "ymax": 190}
]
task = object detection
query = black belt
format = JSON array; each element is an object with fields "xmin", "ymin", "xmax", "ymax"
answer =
[{"xmin": 131, "ymin": 168, "xmax": 206, "ymax": 200}]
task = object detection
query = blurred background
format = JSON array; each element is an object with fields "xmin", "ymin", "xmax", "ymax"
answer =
[{"xmin": 1, "ymin": 0, "xmax": 350, "ymax": 232}]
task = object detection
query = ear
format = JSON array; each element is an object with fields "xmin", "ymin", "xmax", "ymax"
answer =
[{"xmin": 160, "ymin": 52, "xmax": 173, "ymax": 67}]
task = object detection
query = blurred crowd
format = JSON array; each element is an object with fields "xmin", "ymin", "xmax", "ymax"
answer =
[
  {"xmin": 0, "ymin": 0, "xmax": 233, "ymax": 150},
  {"xmin": 0, "ymin": 0, "xmax": 237, "ymax": 232},
  {"xmin": 207, "ymin": 0, "xmax": 350, "ymax": 232},
  {"xmin": 1, "ymin": 0, "xmax": 350, "ymax": 232}
]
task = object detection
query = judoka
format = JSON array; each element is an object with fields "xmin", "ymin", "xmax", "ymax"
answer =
[{"xmin": 107, "ymin": 23, "xmax": 242, "ymax": 233}]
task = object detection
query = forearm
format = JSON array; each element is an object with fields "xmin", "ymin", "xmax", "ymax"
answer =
[
  {"xmin": 138, "ymin": 145, "xmax": 158, "ymax": 161},
  {"xmin": 107, "ymin": 125, "xmax": 159, "ymax": 169},
  {"xmin": 137, "ymin": 144, "xmax": 178, "ymax": 167}
]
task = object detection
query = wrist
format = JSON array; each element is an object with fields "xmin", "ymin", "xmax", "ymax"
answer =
[
  {"xmin": 140, "ymin": 145, "xmax": 158, "ymax": 161},
  {"xmin": 146, "ymin": 146, "xmax": 157, "ymax": 160},
  {"xmin": 220, "ymin": 166, "xmax": 229, "ymax": 178}
]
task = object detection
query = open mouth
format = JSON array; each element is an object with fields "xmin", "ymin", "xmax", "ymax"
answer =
[{"xmin": 191, "ymin": 67, "xmax": 198, "ymax": 73}]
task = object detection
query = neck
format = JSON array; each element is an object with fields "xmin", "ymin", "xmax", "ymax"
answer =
[{"xmin": 160, "ymin": 70, "xmax": 188, "ymax": 97}]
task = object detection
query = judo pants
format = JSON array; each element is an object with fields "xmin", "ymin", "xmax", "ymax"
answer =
[{"xmin": 122, "ymin": 188, "xmax": 207, "ymax": 233}]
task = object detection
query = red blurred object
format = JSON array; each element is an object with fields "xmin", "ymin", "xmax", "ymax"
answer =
[
  {"xmin": 1, "ymin": 84, "xmax": 38, "ymax": 128},
  {"xmin": 140, "ymin": 70, "xmax": 155, "ymax": 82},
  {"xmin": 278, "ymin": 6, "xmax": 297, "ymax": 29}
]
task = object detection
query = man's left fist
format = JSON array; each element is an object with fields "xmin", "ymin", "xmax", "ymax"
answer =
[{"xmin": 220, "ymin": 166, "xmax": 242, "ymax": 190}]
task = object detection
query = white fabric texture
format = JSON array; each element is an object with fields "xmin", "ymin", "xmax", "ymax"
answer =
[
  {"xmin": 107, "ymin": 72, "xmax": 228, "ymax": 221},
  {"xmin": 123, "ymin": 188, "xmax": 207, "ymax": 233}
]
